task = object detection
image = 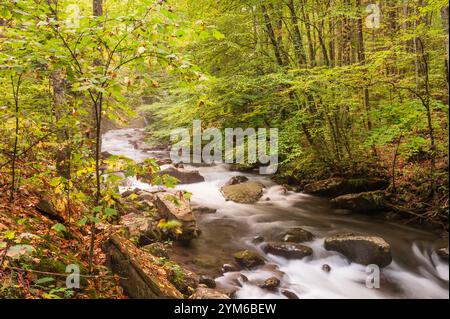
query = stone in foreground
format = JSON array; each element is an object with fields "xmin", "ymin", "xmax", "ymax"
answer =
[
  {"xmin": 259, "ymin": 277, "xmax": 280, "ymax": 290},
  {"xmin": 262, "ymin": 242, "xmax": 313, "ymax": 259},
  {"xmin": 324, "ymin": 233, "xmax": 392, "ymax": 267},
  {"xmin": 220, "ymin": 182, "xmax": 264, "ymax": 204},
  {"xmin": 234, "ymin": 250, "xmax": 265, "ymax": 269},
  {"xmin": 189, "ymin": 287, "xmax": 230, "ymax": 299}
]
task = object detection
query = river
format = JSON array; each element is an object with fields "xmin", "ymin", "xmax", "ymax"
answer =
[{"xmin": 102, "ymin": 128, "xmax": 449, "ymax": 299}]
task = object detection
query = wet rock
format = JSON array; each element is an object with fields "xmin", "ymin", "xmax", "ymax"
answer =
[
  {"xmin": 322, "ymin": 264, "xmax": 332, "ymax": 273},
  {"xmin": 154, "ymin": 191, "xmax": 200, "ymax": 241},
  {"xmin": 324, "ymin": 233, "xmax": 392, "ymax": 267},
  {"xmin": 330, "ymin": 191, "xmax": 387, "ymax": 212},
  {"xmin": 262, "ymin": 242, "xmax": 313, "ymax": 259},
  {"xmin": 141, "ymin": 242, "xmax": 169, "ymax": 258},
  {"xmin": 220, "ymin": 182, "xmax": 264, "ymax": 204},
  {"xmin": 282, "ymin": 227, "xmax": 314, "ymax": 243},
  {"xmin": 229, "ymin": 273, "xmax": 249, "ymax": 287},
  {"xmin": 436, "ymin": 247, "xmax": 449, "ymax": 260},
  {"xmin": 158, "ymin": 166, "xmax": 205, "ymax": 184},
  {"xmin": 192, "ymin": 207, "xmax": 217, "ymax": 214},
  {"xmin": 259, "ymin": 277, "xmax": 280, "ymax": 290},
  {"xmin": 225, "ymin": 176, "xmax": 249, "ymax": 186},
  {"xmin": 189, "ymin": 287, "xmax": 230, "ymax": 299},
  {"xmin": 304, "ymin": 178, "xmax": 389, "ymax": 197},
  {"xmin": 199, "ymin": 275, "xmax": 216, "ymax": 288},
  {"xmin": 234, "ymin": 250, "xmax": 265, "ymax": 269},
  {"xmin": 222, "ymin": 263, "xmax": 239, "ymax": 273},
  {"xmin": 104, "ymin": 235, "xmax": 183, "ymax": 298},
  {"xmin": 252, "ymin": 235, "xmax": 264, "ymax": 244},
  {"xmin": 281, "ymin": 289, "xmax": 299, "ymax": 299}
]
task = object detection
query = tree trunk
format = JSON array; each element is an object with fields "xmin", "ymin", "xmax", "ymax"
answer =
[
  {"xmin": 261, "ymin": 4, "xmax": 285, "ymax": 67},
  {"xmin": 287, "ymin": 0, "xmax": 307, "ymax": 66}
]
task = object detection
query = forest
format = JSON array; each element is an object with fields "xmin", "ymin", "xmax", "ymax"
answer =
[{"xmin": 0, "ymin": 0, "xmax": 448, "ymax": 300}]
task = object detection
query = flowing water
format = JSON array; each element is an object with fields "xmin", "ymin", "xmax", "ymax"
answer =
[{"xmin": 103, "ymin": 128, "xmax": 449, "ymax": 299}]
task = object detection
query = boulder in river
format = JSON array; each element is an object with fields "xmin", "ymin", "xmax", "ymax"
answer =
[
  {"xmin": 262, "ymin": 242, "xmax": 313, "ymax": 259},
  {"xmin": 234, "ymin": 250, "xmax": 265, "ymax": 269},
  {"xmin": 222, "ymin": 263, "xmax": 239, "ymax": 273},
  {"xmin": 330, "ymin": 191, "xmax": 387, "ymax": 212},
  {"xmin": 189, "ymin": 287, "xmax": 230, "ymax": 299},
  {"xmin": 225, "ymin": 176, "xmax": 249, "ymax": 186},
  {"xmin": 281, "ymin": 289, "xmax": 299, "ymax": 299},
  {"xmin": 322, "ymin": 264, "xmax": 332, "ymax": 273},
  {"xmin": 324, "ymin": 233, "xmax": 392, "ymax": 267},
  {"xmin": 259, "ymin": 277, "xmax": 280, "ymax": 290},
  {"xmin": 281, "ymin": 227, "xmax": 314, "ymax": 243},
  {"xmin": 104, "ymin": 235, "xmax": 183, "ymax": 299},
  {"xmin": 304, "ymin": 178, "xmax": 389, "ymax": 197},
  {"xmin": 158, "ymin": 166, "xmax": 205, "ymax": 184},
  {"xmin": 220, "ymin": 182, "xmax": 264, "ymax": 204}
]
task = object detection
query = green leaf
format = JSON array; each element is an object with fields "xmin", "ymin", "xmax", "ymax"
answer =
[
  {"xmin": 35, "ymin": 277, "xmax": 55, "ymax": 285},
  {"xmin": 104, "ymin": 207, "xmax": 117, "ymax": 218},
  {"xmin": 51, "ymin": 223, "xmax": 67, "ymax": 233}
]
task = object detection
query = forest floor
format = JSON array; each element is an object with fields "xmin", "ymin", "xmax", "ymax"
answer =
[{"xmin": 0, "ymin": 174, "xmax": 125, "ymax": 299}]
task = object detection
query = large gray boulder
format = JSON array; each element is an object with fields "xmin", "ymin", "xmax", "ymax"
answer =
[
  {"xmin": 330, "ymin": 191, "xmax": 387, "ymax": 212},
  {"xmin": 304, "ymin": 178, "xmax": 389, "ymax": 197},
  {"xmin": 220, "ymin": 182, "xmax": 264, "ymax": 204},
  {"xmin": 324, "ymin": 233, "xmax": 392, "ymax": 267},
  {"xmin": 262, "ymin": 242, "xmax": 313, "ymax": 259}
]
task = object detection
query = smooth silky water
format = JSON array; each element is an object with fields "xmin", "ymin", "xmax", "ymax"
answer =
[{"xmin": 103, "ymin": 129, "xmax": 449, "ymax": 299}]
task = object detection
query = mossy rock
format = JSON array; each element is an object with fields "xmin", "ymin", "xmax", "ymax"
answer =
[{"xmin": 234, "ymin": 250, "xmax": 265, "ymax": 269}]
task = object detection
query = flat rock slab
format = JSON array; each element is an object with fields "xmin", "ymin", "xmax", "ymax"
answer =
[
  {"xmin": 220, "ymin": 182, "xmax": 264, "ymax": 204},
  {"xmin": 262, "ymin": 242, "xmax": 313, "ymax": 259},
  {"xmin": 324, "ymin": 233, "xmax": 392, "ymax": 267}
]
